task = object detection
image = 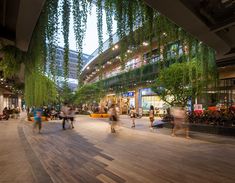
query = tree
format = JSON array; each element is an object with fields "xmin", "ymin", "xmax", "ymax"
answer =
[
  {"xmin": 75, "ymin": 83, "xmax": 105, "ymax": 105},
  {"xmin": 151, "ymin": 61, "xmax": 204, "ymax": 107},
  {"xmin": 58, "ymin": 82, "xmax": 75, "ymax": 104}
]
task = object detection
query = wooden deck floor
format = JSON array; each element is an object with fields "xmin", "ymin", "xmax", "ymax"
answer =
[{"xmin": 23, "ymin": 115, "xmax": 235, "ymax": 183}]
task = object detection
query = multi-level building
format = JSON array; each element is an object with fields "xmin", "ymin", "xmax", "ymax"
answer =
[{"xmin": 55, "ymin": 47, "xmax": 91, "ymax": 90}]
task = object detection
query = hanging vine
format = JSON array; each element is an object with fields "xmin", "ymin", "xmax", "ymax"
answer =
[
  {"xmin": 105, "ymin": 0, "xmax": 113, "ymax": 47},
  {"xmin": 96, "ymin": 0, "xmax": 103, "ymax": 53},
  {"xmin": 62, "ymin": 0, "xmax": 71, "ymax": 81},
  {"xmin": 73, "ymin": 0, "xmax": 88, "ymax": 86},
  {"xmin": 46, "ymin": 0, "xmax": 59, "ymax": 81}
]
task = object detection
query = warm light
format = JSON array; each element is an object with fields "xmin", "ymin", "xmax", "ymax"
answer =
[
  {"xmin": 143, "ymin": 42, "xmax": 149, "ymax": 46},
  {"xmin": 162, "ymin": 32, "xmax": 167, "ymax": 36},
  {"xmin": 87, "ymin": 66, "xmax": 90, "ymax": 70},
  {"xmin": 112, "ymin": 45, "xmax": 119, "ymax": 51},
  {"xmin": 127, "ymin": 50, "xmax": 132, "ymax": 53},
  {"xmin": 116, "ymin": 56, "xmax": 121, "ymax": 59},
  {"xmin": 0, "ymin": 78, "xmax": 3, "ymax": 81},
  {"xmin": 102, "ymin": 65, "xmax": 105, "ymax": 68}
]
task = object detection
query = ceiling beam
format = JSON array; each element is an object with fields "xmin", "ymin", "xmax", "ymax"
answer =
[
  {"xmin": 15, "ymin": 0, "xmax": 45, "ymax": 52},
  {"xmin": 143, "ymin": 0, "xmax": 231, "ymax": 58}
]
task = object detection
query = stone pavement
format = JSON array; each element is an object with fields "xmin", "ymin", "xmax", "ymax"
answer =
[{"xmin": 0, "ymin": 114, "xmax": 235, "ymax": 183}]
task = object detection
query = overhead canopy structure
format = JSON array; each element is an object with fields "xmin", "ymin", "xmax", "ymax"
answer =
[
  {"xmin": 0, "ymin": 0, "xmax": 45, "ymax": 51},
  {"xmin": 144, "ymin": 0, "xmax": 235, "ymax": 67}
]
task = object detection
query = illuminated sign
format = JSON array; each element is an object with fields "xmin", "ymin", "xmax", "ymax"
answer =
[{"xmin": 122, "ymin": 92, "xmax": 135, "ymax": 97}]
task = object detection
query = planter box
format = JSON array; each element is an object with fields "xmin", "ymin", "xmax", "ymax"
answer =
[
  {"xmin": 90, "ymin": 113, "xmax": 110, "ymax": 118},
  {"xmin": 164, "ymin": 122, "xmax": 235, "ymax": 136}
]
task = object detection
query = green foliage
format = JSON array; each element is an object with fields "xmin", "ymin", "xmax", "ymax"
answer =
[
  {"xmin": 96, "ymin": 0, "xmax": 103, "ymax": 53},
  {"xmin": 46, "ymin": 0, "xmax": 59, "ymax": 80},
  {"xmin": 75, "ymin": 83, "xmax": 105, "ymax": 104},
  {"xmin": 0, "ymin": 46, "xmax": 25, "ymax": 78},
  {"xmin": 152, "ymin": 61, "xmax": 204, "ymax": 107},
  {"xmin": 58, "ymin": 82, "xmax": 75, "ymax": 104},
  {"xmin": 105, "ymin": 0, "xmax": 113, "ymax": 47},
  {"xmin": 24, "ymin": 72, "xmax": 57, "ymax": 107},
  {"xmin": 62, "ymin": 0, "xmax": 71, "ymax": 81},
  {"xmin": 73, "ymin": 0, "xmax": 88, "ymax": 84}
]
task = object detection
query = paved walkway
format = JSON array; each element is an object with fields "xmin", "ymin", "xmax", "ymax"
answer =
[{"xmin": 0, "ymin": 114, "xmax": 235, "ymax": 183}]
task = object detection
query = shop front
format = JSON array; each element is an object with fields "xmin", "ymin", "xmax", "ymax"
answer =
[
  {"xmin": 120, "ymin": 91, "xmax": 135, "ymax": 114},
  {"xmin": 138, "ymin": 88, "xmax": 166, "ymax": 116}
]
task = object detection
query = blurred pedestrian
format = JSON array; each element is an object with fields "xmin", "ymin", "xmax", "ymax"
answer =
[
  {"xmin": 149, "ymin": 105, "xmax": 155, "ymax": 128},
  {"xmin": 171, "ymin": 107, "xmax": 190, "ymax": 139},
  {"xmin": 61, "ymin": 102, "xmax": 69, "ymax": 130},
  {"xmin": 130, "ymin": 107, "xmax": 136, "ymax": 128},
  {"xmin": 33, "ymin": 107, "xmax": 43, "ymax": 133},
  {"xmin": 109, "ymin": 104, "xmax": 118, "ymax": 133},
  {"xmin": 68, "ymin": 106, "xmax": 75, "ymax": 129}
]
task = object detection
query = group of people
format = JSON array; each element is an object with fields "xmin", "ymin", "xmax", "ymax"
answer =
[
  {"xmin": 33, "ymin": 103, "xmax": 75, "ymax": 133},
  {"xmin": 32, "ymin": 102, "xmax": 190, "ymax": 138},
  {"xmin": 113, "ymin": 104, "xmax": 190, "ymax": 138}
]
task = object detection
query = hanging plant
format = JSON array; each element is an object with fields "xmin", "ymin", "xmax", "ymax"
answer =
[
  {"xmin": 96, "ymin": 0, "xmax": 103, "ymax": 53},
  {"xmin": 0, "ymin": 46, "xmax": 25, "ymax": 78},
  {"xmin": 62, "ymin": 0, "xmax": 71, "ymax": 81},
  {"xmin": 105, "ymin": 0, "xmax": 113, "ymax": 47},
  {"xmin": 73, "ymin": 0, "xmax": 88, "ymax": 86},
  {"xmin": 46, "ymin": 0, "xmax": 59, "ymax": 81}
]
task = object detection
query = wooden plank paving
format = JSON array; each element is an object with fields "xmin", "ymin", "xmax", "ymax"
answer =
[{"xmin": 23, "ymin": 116, "xmax": 235, "ymax": 183}]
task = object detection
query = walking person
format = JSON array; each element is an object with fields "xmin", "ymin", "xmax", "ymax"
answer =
[
  {"xmin": 149, "ymin": 105, "xmax": 155, "ymax": 128},
  {"xmin": 68, "ymin": 106, "xmax": 75, "ymax": 129},
  {"xmin": 109, "ymin": 104, "xmax": 118, "ymax": 133},
  {"xmin": 130, "ymin": 107, "xmax": 136, "ymax": 128},
  {"xmin": 33, "ymin": 107, "xmax": 43, "ymax": 133},
  {"xmin": 61, "ymin": 102, "xmax": 69, "ymax": 130},
  {"xmin": 171, "ymin": 107, "xmax": 190, "ymax": 139}
]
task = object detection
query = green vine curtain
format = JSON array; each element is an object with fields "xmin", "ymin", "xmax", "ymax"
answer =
[{"xmin": 0, "ymin": 0, "xmax": 218, "ymax": 106}]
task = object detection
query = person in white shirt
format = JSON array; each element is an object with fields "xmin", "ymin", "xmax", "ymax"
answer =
[{"xmin": 61, "ymin": 103, "xmax": 69, "ymax": 130}]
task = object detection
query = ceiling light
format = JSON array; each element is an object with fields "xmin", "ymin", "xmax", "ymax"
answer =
[
  {"xmin": 162, "ymin": 32, "xmax": 167, "ymax": 36},
  {"xmin": 142, "ymin": 42, "xmax": 149, "ymax": 46},
  {"xmin": 114, "ymin": 45, "xmax": 119, "ymax": 49},
  {"xmin": 127, "ymin": 50, "xmax": 132, "ymax": 53},
  {"xmin": 86, "ymin": 66, "xmax": 90, "ymax": 70}
]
